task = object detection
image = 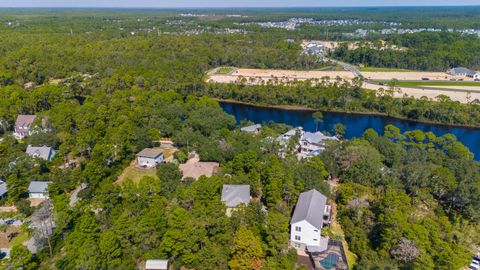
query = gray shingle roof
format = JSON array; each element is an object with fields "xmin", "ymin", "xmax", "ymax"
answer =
[
  {"xmin": 28, "ymin": 181, "xmax": 51, "ymax": 194},
  {"xmin": 221, "ymin": 185, "xmax": 250, "ymax": 208},
  {"xmin": 291, "ymin": 189, "xmax": 327, "ymax": 229},
  {"xmin": 26, "ymin": 145, "xmax": 55, "ymax": 161},
  {"xmin": 15, "ymin": 115, "xmax": 36, "ymax": 129},
  {"xmin": 136, "ymin": 148, "xmax": 163, "ymax": 158}
]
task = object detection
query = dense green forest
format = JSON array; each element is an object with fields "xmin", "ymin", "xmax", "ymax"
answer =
[{"xmin": 0, "ymin": 9, "xmax": 479, "ymax": 270}]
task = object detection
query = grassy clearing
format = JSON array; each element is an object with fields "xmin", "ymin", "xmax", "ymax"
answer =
[
  {"xmin": 214, "ymin": 67, "xmax": 234, "ymax": 75},
  {"xmin": 116, "ymin": 162, "xmax": 158, "ymax": 185},
  {"xmin": 8, "ymin": 229, "xmax": 30, "ymax": 248},
  {"xmin": 374, "ymin": 80, "xmax": 480, "ymax": 87},
  {"xmin": 361, "ymin": 67, "xmax": 415, "ymax": 72}
]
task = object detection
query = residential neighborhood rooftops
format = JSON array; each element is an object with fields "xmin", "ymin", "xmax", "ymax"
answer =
[
  {"xmin": 145, "ymin": 259, "xmax": 169, "ymax": 270},
  {"xmin": 26, "ymin": 145, "xmax": 56, "ymax": 161},
  {"xmin": 240, "ymin": 124, "xmax": 261, "ymax": 133},
  {"xmin": 28, "ymin": 181, "xmax": 51, "ymax": 194},
  {"xmin": 15, "ymin": 115, "xmax": 36, "ymax": 128},
  {"xmin": 136, "ymin": 148, "xmax": 164, "ymax": 158},
  {"xmin": 291, "ymin": 189, "xmax": 328, "ymax": 229},
  {"xmin": 221, "ymin": 185, "xmax": 250, "ymax": 208}
]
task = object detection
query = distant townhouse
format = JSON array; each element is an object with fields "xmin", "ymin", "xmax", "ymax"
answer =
[
  {"xmin": 290, "ymin": 189, "xmax": 331, "ymax": 253},
  {"xmin": 136, "ymin": 148, "xmax": 164, "ymax": 168},
  {"xmin": 221, "ymin": 184, "xmax": 250, "ymax": 216},
  {"xmin": 240, "ymin": 124, "xmax": 262, "ymax": 135},
  {"xmin": 298, "ymin": 131, "xmax": 338, "ymax": 158},
  {"xmin": 447, "ymin": 67, "xmax": 480, "ymax": 79},
  {"xmin": 145, "ymin": 259, "xmax": 169, "ymax": 270},
  {"xmin": 14, "ymin": 115, "xmax": 36, "ymax": 139},
  {"xmin": 28, "ymin": 181, "xmax": 51, "ymax": 199}
]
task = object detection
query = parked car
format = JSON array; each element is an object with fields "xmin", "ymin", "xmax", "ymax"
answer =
[{"xmin": 421, "ymin": 77, "xmax": 430, "ymax": 80}]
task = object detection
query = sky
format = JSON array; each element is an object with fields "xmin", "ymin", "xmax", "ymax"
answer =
[{"xmin": 1, "ymin": 0, "xmax": 479, "ymax": 8}]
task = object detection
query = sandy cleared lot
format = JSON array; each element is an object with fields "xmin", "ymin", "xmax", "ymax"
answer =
[
  {"xmin": 363, "ymin": 82, "xmax": 480, "ymax": 103},
  {"xmin": 420, "ymin": 85, "xmax": 480, "ymax": 91},
  {"xmin": 208, "ymin": 68, "xmax": 480, "ymax": 103},
  {"xmin": 230, "ymin": 68, "xmax": 355, "ymax": 80},
  {"xmin": 362, "ymin": 72, "xmax": 456, "ymax": 81}
]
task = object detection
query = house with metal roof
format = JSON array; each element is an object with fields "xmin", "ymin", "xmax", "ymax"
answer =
[
  {"xmin": 28, "ymin": 181, "xmax": 51, "ymax": 199},
  {"xmin": 447, "ymin": 67, "xmax": 480, "ymax": 79},
  {"xmin": 240, "ymin": 124, "xmax": 261, "ymax": 134},
  {"xmin": 136, "ymin": 148, "xmax": 164, "ymax": 168},
  {"xmin": 145, "ymin": 259, "xmax": 169, "ymax": 270},
  {"xmin": 298, "ymin": 131, "xmax": 338, "ymax": 158},
  {"xmin": 221, "ymin": 185, "xmax": 250, "ymax": 216},
  {"xmin": 290, "ymin": 189, "xmax": 331, "ymax": 253},
  {"xmin": 26, "ymin": 145, "xmax": 56, "ymax": 161},
  {"xmin": 14, "ymin": 115, "xmax": 36, "ymax": 139}
]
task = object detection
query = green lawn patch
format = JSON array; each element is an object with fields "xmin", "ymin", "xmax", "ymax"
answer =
[{"xmin": 214, "ymin": 67, "xmax": 234, "ymax": 75}]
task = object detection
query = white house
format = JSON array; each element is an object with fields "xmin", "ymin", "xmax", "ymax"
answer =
[
  {"xmin": 136, "ymin": 148, "xmax": 164, "ymax": 168},
  {"xmin": 298, "ymin": 131, "xmax": 338, "ymax": 158},
  {"xmin": 221, "ymin": 185, "xmax": 250, "ymax": 216},
  {"xmin": 28, "ymin": 181, "xmax": 51, "ymax": 199},
  {"xmin": 14, "ymin": 115, "xmax": 36, "ymax": 139},
  {"xmin": 145, "ymin": 259, "xmax": 169, "ymax": 270},
  {"xmin": 290, "ymin": 189, "xmax": 331, "ymax": 253},
  {"xmin": 240, "ymin": 124, "xmax": 261, "ymax": 135},
  {"xmin": 447, "ymin": 67, "xmax": 480, "ymax": 79},
  {"xmin": 26, "ymin": 145, "xmax": 56, "ymax": 161}
]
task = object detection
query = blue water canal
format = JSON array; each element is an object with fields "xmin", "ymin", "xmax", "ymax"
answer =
[{"xmin": 220, "ymin": 102, "xmax": 480, "ymax": 160}]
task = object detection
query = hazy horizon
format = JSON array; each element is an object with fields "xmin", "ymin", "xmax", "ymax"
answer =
[{"xmin": 1, "ymin": 0, "xmax": 479, "ymax": 8}]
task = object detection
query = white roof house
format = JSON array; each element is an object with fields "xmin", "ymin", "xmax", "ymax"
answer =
[
  {"xmin": 221, "ymin": 185, "xmax": 250, "ymax": 216},
  {"xmin": 290, "ymin": 189, "xmax": 331, "ymax": 253},
  {"xmin": 240, "ymin": 124, "xmax": 261, "ymax": 134},
  {"xmin": 447, "ymin": 67, "xmax": 480, "ymax": 78},
  {"xmin": 277, "ymin": 127, "xmax": 304, "ymax": 146},
  {"xmin": 26, "ymin": 145, "xmax": 56, "ymax": 161},
  {"xmin": 28, "ymin": 181, "xmax": 51, "ymax": 199},
  {"xmin": 298, "ymin": 131, "xmax": 338, "ymax": 158},
  {"xmin": 136, "ymin": 148, "xmax": 164, "ymax": 168},
  {"xmin": 145, "ymin": 259, "xmax": 168, "ymax": 270}
]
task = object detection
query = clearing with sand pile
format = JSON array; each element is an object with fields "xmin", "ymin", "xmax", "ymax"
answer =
[{"xmin": 208, "ymin": 68, "xmax": 480, "ymax": 103}]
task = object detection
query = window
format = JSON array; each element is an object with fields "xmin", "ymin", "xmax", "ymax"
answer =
[
  {"xmin": 295, "ymin": 243, "xmax": 301, "ymax": 248},
  {"xmin": 295, "ymin": 226, "xmax": 301, "ymax": 232},
  {"xmin": 314, "ymin": 229, "xmax": 318, "ymax": 232},
  {"xmin": 295, "ymin": 235, "xmax": 301, "ymax": 241},
  {"xmin": 313, "ymin": 239, "xmax": 318, "ymax": 241}
]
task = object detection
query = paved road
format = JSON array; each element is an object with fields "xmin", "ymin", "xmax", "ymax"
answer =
[{"xmin": 324, "ymin": 56, "xmax": 362, "ymax": 77}]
